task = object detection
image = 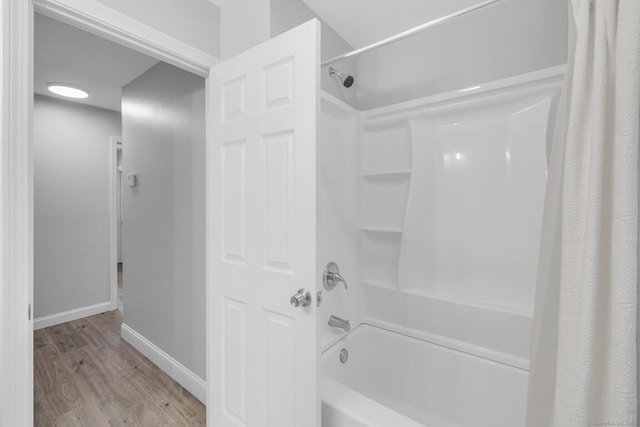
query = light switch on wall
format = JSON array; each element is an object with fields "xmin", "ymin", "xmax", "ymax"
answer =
[{"xmin": 127, "ymin": 173, "xmax": 137, "ymax": 187}]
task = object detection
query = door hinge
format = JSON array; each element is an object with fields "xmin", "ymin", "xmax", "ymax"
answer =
[{"xmin": 28, "ymin": 304, "xmax": 31, "ymax": 321}]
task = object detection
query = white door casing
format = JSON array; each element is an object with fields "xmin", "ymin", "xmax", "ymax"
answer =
[
  {"xmin": 1, "ymin": 1, "xmax": 33, "ymax": 426},
  {"xmin": 207, "ymin": 19, "xmax": 320, "ymax": 427},
  {"xmin": 109, "ymin": 136, "xmax": 122, "ymax": 312}
]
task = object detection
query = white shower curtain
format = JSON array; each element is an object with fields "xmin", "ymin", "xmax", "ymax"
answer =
[{"xmin": 526, "ymin": 0, "xmax": 640, "ymax": 425}]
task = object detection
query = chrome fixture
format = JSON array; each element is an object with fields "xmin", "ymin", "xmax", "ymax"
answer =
[
  {"xmin": 328, "ymin": 315, "xmax": 350, "ymax": 332},
  {"xmin": 328, "ymin": 67, "xmax": 354, "ymax": 88},
  {"xmin": 290, "ymin": 288, "xmax": 312, "ymax": 308},
  {"xmin": 323, "ymin": 262, "xmax": 348, "ymax": 290},
  {"xmin": 339, "ymin": 348, "xmax": 349, "ymax": 364},
  {"xmin": 321, "ymin": 0, "xmax": 504, "ymax": 67}
]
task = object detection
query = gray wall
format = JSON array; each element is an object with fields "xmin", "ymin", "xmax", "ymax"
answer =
[
  {"xmin": 95, "ymin": 0, "xmax": 220, "ymax": 58},
  {"xmin": 354, "ymin": 0, "xmax": 568, "ymax": 109},
  {"xmin": 219, "ymin": 0, "xmax": 270, "ymax": 59},
  {"xmin": 34, "ymin": 95, "xmax": 121, "ymax": 318},
  {"xmin": 122, "ymin": 62, "xmax": 206, "ymax": 379},
  {"xmin": 270, "ymin": 0, "xmax": 351, "ymax": 60},
  {"xmin": 218, "ymin": 0, "xmax": 359, "ymax": 106},
  {"xmin": 270, "ymin": 0, "xmax": 358, "ymax": 107}
]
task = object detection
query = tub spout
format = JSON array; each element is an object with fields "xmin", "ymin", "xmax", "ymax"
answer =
[{"xmin": 328, "ymin": 315, "xmax": 350, "ymax": 332}]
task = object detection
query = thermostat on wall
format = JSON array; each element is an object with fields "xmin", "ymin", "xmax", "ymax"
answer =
[{"xmin": 127, "ymin": 173, "xmax": 137, "ymax": 187}]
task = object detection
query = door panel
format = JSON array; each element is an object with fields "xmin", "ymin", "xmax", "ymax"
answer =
[{"xmin": 208, "ymin": 20, "xmax": 320, "ymax": 427}]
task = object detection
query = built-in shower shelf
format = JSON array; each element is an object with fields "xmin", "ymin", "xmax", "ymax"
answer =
[
  {"xmin": 361, "ymin": 226, "xmax": 403, "ymax": 233},
  {"xmin": 361, "ymin": 170, "xmax": 412, "ymax": 178}
]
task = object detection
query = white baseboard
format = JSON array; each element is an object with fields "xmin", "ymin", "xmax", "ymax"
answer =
[
  {"xmin": 121, "ymin": 323, "xmax": 206, "ymax": 403},
  {"xmin": 34, "ymin": 301, "xmax": 113, "ymax": 330}
]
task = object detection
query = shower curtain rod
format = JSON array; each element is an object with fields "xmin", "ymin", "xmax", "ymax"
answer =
[{"xmin": 320, "ymin": 0, "xmax": 505, "ymax": 68}]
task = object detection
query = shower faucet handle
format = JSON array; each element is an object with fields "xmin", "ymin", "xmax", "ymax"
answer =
[
  {"xmin": 329, "ymin": 272, "xmax": 348, "ymax": 289},
  {"xmin": 323, "ymin": 262, "xmax": 348, "ymax": 290}
]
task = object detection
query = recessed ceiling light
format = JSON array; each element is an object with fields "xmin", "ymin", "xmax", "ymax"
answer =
[{"xmin": 47, "ymin": 84, "xmax": 89, "ymax": 99}]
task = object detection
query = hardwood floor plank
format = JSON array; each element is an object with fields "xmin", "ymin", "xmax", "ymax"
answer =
[
  {"xmin": 34, "ymin": 310, "xmax": 205, "ymax": 425},
  {"xmin": 72, "ymin": 366, "xmax": 115, "ymax": 409},
  {"xmin": 34, "ymin": 337, "xmax": 65, "ymax": 394},
  {"xmin": 34, "ymin": 393, "xmax": 61, "ymax": 427},
  {"xmin": 50, "ymin": 322, "xmax": 89, "ymax": 354},
  {"xmin": 34, "ymin": 379, "xmax": 83, "ymax": 420},
  {"xmin": 34, "ymin": 328, "xmax": 52, "ymax": 350},
  {"xmin": 67, "ymin": 318, "xmax": 108, "ymax": 351},
  {"xmin": 56, "ymin": 399, "xmax": 110, "ymax": 427}
]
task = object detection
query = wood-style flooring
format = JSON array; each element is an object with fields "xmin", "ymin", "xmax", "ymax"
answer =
[{"xmin": 34, "ymin": 310, "xmax": 205, "ymax": 426}]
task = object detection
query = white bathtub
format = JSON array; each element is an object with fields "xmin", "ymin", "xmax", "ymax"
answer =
[{"xmin": 321, "ymin": 324, "xmax": 528, "ymax": 427}]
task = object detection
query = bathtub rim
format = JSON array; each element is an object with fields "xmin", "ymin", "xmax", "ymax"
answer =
[
  {"xmin": 322, "ymin": 376, "xmax": 426, "ymax": 427},
  {"xmin": 322, "ymin": 323, "xmax": 529, "ymax": 427},
  {"xmin": 322, "ymin": 322, "xmax": 529, "ymax": 372}
]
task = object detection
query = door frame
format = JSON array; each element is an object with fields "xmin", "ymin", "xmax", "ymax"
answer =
[
  {"xmin": 109, "ymin": 135, "xmax": 122, "ymax": 312},
  {"xmin": 1, "ymin": 1, "xmax": 218, "ymax": 425}
]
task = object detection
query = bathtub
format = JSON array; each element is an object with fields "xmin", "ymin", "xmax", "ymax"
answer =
[{"xmin": 321, "ymin": 324, "xmax": 528, "ymax": 427}]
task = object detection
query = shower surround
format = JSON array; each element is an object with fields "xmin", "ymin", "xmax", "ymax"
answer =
[{"xmin": 319, "ymin": 65, "xmax": 564, "ymax": 426}]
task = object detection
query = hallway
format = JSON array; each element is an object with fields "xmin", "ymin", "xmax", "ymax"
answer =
[{"xmin": 34, "ymin": 311, "xmax": 205, "ymax": 426}]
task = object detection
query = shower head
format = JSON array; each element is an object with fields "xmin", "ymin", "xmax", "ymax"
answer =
[{"xmin": 328, "ymin": 67, "xmax": 354, "ymax": 88}]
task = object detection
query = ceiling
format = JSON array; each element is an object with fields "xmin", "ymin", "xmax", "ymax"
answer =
[
  {"xmin": 301, "ymin": 0, "xmax": 483, "ymax": 49},
  {"xmin": 34, "ymin": 13, "xmax": 159, "ymax": 112}
]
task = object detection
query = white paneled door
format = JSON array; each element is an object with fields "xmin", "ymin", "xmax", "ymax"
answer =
[{"xmin": 207, "ymin": 20, "xmax": 320, "ymax": 427}]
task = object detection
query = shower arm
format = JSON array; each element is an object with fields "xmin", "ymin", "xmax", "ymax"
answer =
[{"xmin": 320, "ymin": 0, "xmax": 506, "ymax": 68}]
